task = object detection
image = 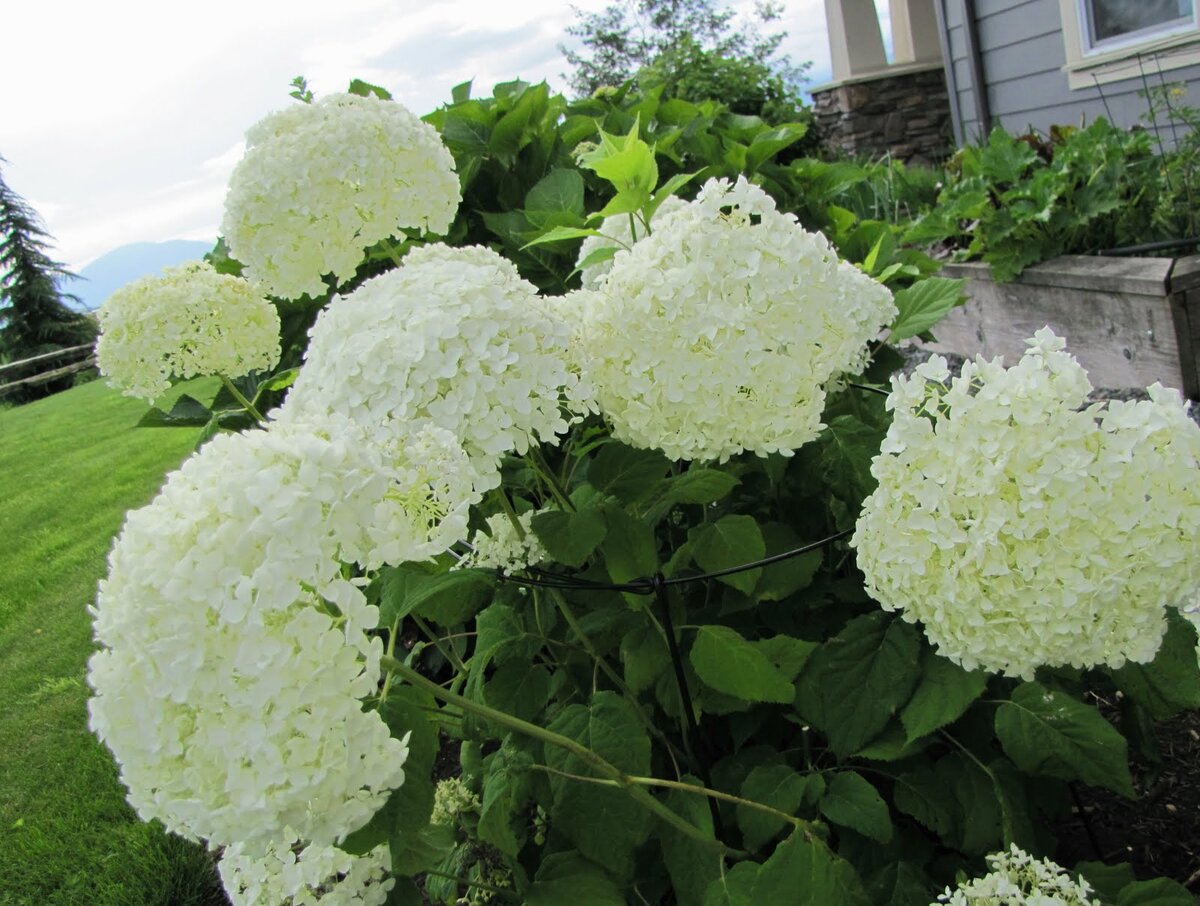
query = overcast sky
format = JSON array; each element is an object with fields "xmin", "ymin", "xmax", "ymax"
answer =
[{"xmin": 0, "ymin": 0, "xmax": 886, "ymax": 270}]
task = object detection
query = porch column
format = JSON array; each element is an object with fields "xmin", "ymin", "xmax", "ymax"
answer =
[
  {"xmin": 825, "ymin": 0, "xmax": 888, "ymax": 81},
  {"xmin": 890, "ymin": 0, "xmax": 945, "ymax": 64}
]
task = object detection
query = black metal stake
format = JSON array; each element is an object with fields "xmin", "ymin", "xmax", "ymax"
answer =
[{"xmin": 653, "ymin": 572, "xmax": 724, "ymax": 840}]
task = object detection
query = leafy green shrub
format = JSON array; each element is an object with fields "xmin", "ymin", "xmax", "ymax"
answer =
[{"xmin": 904, "ymin": 118, "xmax": 1177, "ymax": 280}]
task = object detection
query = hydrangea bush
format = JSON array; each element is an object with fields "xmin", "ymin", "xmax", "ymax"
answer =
[{"xmin": 90, "ymin": 78, "xmax": 1200, "ymax": 905}]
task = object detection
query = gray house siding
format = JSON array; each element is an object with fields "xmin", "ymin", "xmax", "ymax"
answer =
[{"xmin": 938, "ymin": 0, "xmax": 1200, "ymax": 145}]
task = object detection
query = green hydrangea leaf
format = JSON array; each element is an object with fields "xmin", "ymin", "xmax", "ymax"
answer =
[
  {"xmin": 795, "ymin": 612, "xmax": 922, "ymax": 756},
  {"xmin": 373, "ymin": 563, "xmax": 493, "ymax": 627},
  {"xmin": 688, "ymin": 515, "xmax": 765, "ymax": 594},
  {"xmin": 737, "ymin": 764, "xmax": 816, "ymax": 852},
  {"xmin": 483, "ymin": 661, "xmax": 552, "ymax": 723},
  {"xmin": 900, "ymin": 649, "xmax": 988, "ymax": 742},
  {"xmin": 531, "ymin": 506, "xmax": 607, "ymax": 568},
  {"xmin": 1112, "ymin": 610, "xmax": 1200, "ymax": 719},
  {"xmin": 544, "ymin": 693, "xmax": 652, "ymax": 879},
  {"xmin": 887, "ymin": 277, "xmax": 966, "ymax": 342},
  {"xmin": 589, "ymin": 441, "xmax": 672, "ymax": 502},
  {"xmin": 690, "ymin": 625, "xmax": 795, "ymax": 704},
  {"xmin": 819, "ymin": 771, "xmax": 893, "ymax": 844},
  {"xmin": 525, "ymin": 168, "xmax": 584, "ymax": 219},
  {"xmin": 660, "ymin": 774, "xmax": 722, "ymax": 906},
  {"xmin": 620, "ymin": 623, "xmax": 670, "ymax": 694},
  {"xmin": 526, "ymin": 852, "xmax": 624, "ymax": 906},
  {"xmin": 341, "ymin": 687, "xmax": 439, "ymax": 872},
  {"xmin": 1116, "ymin": 877, "xmax": 1196, "ymax": 905},
  {"xmin": 753, "ymin": 832, "xmax": 871, "ymax": 905},
  {"xmin": 995, "ymin": 682, "xmax": 1135, "ymax": 798}
]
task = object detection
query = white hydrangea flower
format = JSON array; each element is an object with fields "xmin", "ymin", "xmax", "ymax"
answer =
[
  {"xmin": 935, "ymin": 845, "xmax": 1100, "ymax": 905},
  {"xmin": 219, "ymin": 837, "xmax": 393, "ymax": 906},
  {"xmin": 576, "ymin": 195, "xmax": 687, "ymax": 289},
  {"xmin": 578, "ymin": 176, "xmax": 896, "ymax": 462},
  {"xmin": 96, "ymin": 260, "xmax": 280, "ymax": 401},
  {"xmin": 853, "ymin": 331, "xmax": 1200, "ymax": 679},
  {"xmin": 221, "ymin": 93, "xmax": 460, "ymax": 300},
  {"xmin": 276, "ymin": 244, "xmax": 582, "ymax": 488},
  {"xmin": 459, "ymin": 510, "xmax": 548, "ymax": 575},
  {"xmin": 88, "ymin": 418, "xmax": 477, "ymax": 847}
]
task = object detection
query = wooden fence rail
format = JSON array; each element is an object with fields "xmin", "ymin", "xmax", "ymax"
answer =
[
  {"xmin": 0, "ymin": 344, "xmax": 97, "ymax": 397},
  {"xmin": 0, "ymin": 343, "xmax": 95, "ymax": 379}
]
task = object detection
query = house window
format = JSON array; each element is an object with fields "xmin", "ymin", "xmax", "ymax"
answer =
[
  {"xmin": 1080, "ymin": 0, "xmax": 1197, "ymax": 54},
  {"xmin": 1058, "ymin": 0, "xmax": 1200, "ymax": 89}
]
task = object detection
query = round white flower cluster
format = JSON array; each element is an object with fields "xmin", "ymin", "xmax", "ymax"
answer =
[
  {"xmin": 96, "ymin": 261, "xmax": 280, "ymax": 401},
  {"xmin": 88, "ymin": 422, "xmax": 457, "ymax": 848},
  {"xmin": 278, "ymin": 244, "xmax": 582, "ymax": 488},
  {"xmin": 575, "ymin": 196, "xmax": 687, "ymax": 290},
  {"xmin": 219, "ymin": 838, "xmax": 394, "ymax": 906},
  {"xmin": 221, "ymin": 93, "xmax": 460, "ymax": 300},
  {"xmin": 577, "ymin": 176, "xmax": 896, "ymax": 462},
  {"xmin": 935, "ymin": 845, "xmax": 1100, "ymax": 905},
  {"xmin": 459, "ymin": 510, "xmax": 548, "ymax": 575},
  {"xmin": 853, "ymin": 330, "xmax": 1200, "ymax": 679}
]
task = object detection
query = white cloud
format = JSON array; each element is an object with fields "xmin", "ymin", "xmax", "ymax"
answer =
[{"xmin": 2, "ymin": 0, "xmax": 840, "ymax": 269}]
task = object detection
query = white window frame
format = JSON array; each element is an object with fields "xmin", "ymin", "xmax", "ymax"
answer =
[{"xmin": 1058, "ymin": 0, "xmax": 1200, "ymax": 89}]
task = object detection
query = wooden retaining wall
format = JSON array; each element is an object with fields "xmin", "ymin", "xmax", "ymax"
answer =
[{"xmin": 927, "ymin": 254, "xmax": 1200, "ymax": 398}]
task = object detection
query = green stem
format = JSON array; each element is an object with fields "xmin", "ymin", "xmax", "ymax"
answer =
[
  {"xmin": 940, "ymin": 730, "xmax": 1016, "ymax": 846},
  {"xmin": 379, "ymin": 617, "xmax": 400, "ymax": 702},
  {"xmin": 381, "ymin": 654, "xmax": 727, "ymax": 853},
  {"xmin": 526, "ymin": 447, "xmax": 575, "ymax": 511},
  {"xmin": 491, "ymin": 489, "xmax": 525, "ymax": 540},
  {"xmin": 422, "ymin": 868, "xmax": 520, "ymax": 902},
  {"xmin": 412, "ymin": 613, "xmax": 468, "ymax": 675},
  {"xmin": 383, "ymin": 239, "xmax": 406, "ymax": 269},
  {"xmin": 545, "ymin": 587, "xmax": 686, "ymax": 774},
  {"xmin": 527, "ymin": 764, "xmax": 809, "ymax": 839},
  {"xmin": 219, "ymin": 374, "xmax": 265, "ymax": 423}
]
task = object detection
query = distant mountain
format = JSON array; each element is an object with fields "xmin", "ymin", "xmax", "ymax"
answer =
[{"xmin": 61, "ymin": 239, "xmax": 215, "ymax": 311}]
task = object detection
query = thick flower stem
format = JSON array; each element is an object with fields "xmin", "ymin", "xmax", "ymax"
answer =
[
  {"xmin": 218, "ymin": 374, "xmax": 265, "ymax": 423},
  {"xmin": 381, "ymin": 654, "xmax": 730, "ymax": 854},
  {"xmin": 528, "ymin": 763, "xmax": 809, "ymax": 841},
  {"xmin": 491, "ymin": 489, "xmax": 526, "ymax": 540},
  {"xmin": 544, "ymin": 587, "xmax": 686, "ymax": 774},
  {"xmin": 941, "ymin": 730, "xmax": 1016, "ymax": 846}
]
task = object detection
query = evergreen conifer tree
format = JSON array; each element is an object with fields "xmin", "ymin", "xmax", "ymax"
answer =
[{"xmin": 0, "ymin": 157, "xmax": 96, "ymax": 399}]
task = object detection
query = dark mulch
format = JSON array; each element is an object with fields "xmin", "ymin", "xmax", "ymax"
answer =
[{"xmin": 1054, "ymin": 701, "xmax": 1200, "ymax": 890}]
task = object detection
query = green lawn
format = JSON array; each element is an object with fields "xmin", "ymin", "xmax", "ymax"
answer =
[{"xmin": 0, "ymin": 378, "xmax": 228, "ymax": 906}]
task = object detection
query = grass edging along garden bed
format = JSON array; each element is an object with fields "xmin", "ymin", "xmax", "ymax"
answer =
[{"xmin": 927, "ymin": 253, "xmax": 1200, "ymax": 399}]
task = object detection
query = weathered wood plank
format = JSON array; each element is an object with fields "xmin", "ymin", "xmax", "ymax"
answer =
[
  {"xmin": 0, "ymin": 343, "xmax": 94, "ymax": 378},
  {"xmin": 0, "ymin": 357, "xmax": 96, "ymax": 396},
  {"xmin": 1170, "ymin": 288, "xmax": 1200, "ymax": 399},
  {"xmin": 945, "ymin": 256, "xmax": 1175, "ymax": 296},
  {"xmin": 1169, "ymin": 255, "xmax": 1200, "ymax": 294},
  {"xmin": 929, "ymin": 258, "xmax": 1193, "ymax": 394}
]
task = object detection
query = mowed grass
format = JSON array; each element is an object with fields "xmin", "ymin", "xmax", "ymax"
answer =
[{"xmin": 0, "ymin": 378, "xmax": 228, "ymax": 906}]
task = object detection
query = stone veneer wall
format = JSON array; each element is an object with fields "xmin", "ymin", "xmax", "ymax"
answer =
[{"xmin": 811, "ymin": 66, "xmax": 953, "ymax": 165}]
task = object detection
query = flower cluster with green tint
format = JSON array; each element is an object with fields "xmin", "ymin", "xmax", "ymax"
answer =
[
  {"xmin": 218, "ymin": 837, "xmax": 394, "ymax": 906},
  {"xmin": 936, "ymin": 845, "xmax": 1100, "ymax": 905},
  {"xmin": 96, "ymin": 260, "xmax": 280, "ymax": 400},
  {"xmin": 276, "ymin": 244, "xmax": 585, "ymax": 489},
  {"xmin": 88, "ymin": 420, "xmax": 471, "ymax": 848},
  {"xmin": 577, "ymin": 176, "xmax": 895, "ymax": 461},
  {"xmin": 853, "ymin": 329, "xmax": 1200, "ymax": 678},
  {"xmin": 221, "ymin": 92, "xmax": 460, "ymax": 300}
]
